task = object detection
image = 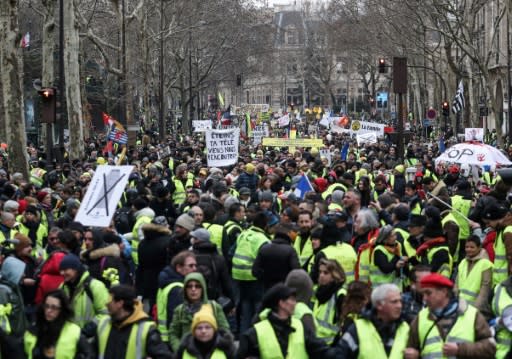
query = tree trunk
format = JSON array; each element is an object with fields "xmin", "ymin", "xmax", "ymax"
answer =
[
  {"xmin": 0, "ymin": 0, "xmax": 30, "ymax": 177},
  {"xmin": 63, "ymin": 0, "xmax": 84, "ymax": 160}
]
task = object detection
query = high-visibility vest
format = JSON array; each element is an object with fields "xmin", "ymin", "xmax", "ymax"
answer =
[
  {"xmin": 425, "ymin": 246, "xmax": 452, "ymax": 278},
  {"xmin": 97, "ymin": 317, "xmax": 155, "ymax": 359},
  {"xmin": 494, "ymin": 226, "xmax": 512, "ymax": 286},
  {"xmin": 203, "ymin": 222, "xmax": 223, "ymax": 254},
  {"xmin": 231, "ymin": 226, "xmax": 269, "ymax": 281},
  {"xmin": 354, "ymin": 318, "xmax": 409, "ymax": 359},
  {"xmin": 156, "ymin": 282, "xmax": 183, "ymax": 342},
  {"xmin": 24, "ymin": 321, "xmax": 81, "ymax": 359},
  {"xmin": 357, "ymin": 246, "xmax": 372, "ymax": 283},
  {"xmin": 254, "ymin": 317, "xmax": 308, "ymax": 359},
  {"xmin": 370, "ymin": 245, "xmax": 401, "ymax": 287},
  {"xmin": 320, "ymin": 243, "xmax": 357, "ymax": 284},
  {"xmin": 183, "ymin": 349, "xmax": 227, "ymax": 359},
  {"xmin": 131, "ymin": 214, "xmax": 153, "ymax": 265},
  {"xmin": 313, "ymin": 287, "xmax": 346, "ymax": 344},
  {"xmin": 293, "ymin": 301, "xmax": 317, "ymax": 329},
  {"xmin": 492, "ymin": 283, "xmax": 512, "ymax": 359},
  {"xmin": 451, "ymin": 195, "xmax": 471, "ymax": 240},
  {"xmin": 417, "ymin": 305, "xmax": 477, "ymax": 359},
  {"xmin": 30, "ymin": 168, "xmax": 47, "ymax": 187},
  {"xmin": 456, "ymin": 257, "xmax": 493, "ymax": 306},
  {"xmin": 172, "ymin": 177, "xmax": 193, "ymax": 206},
  {"xmin": 293, "ymin": 234, "xmax": 313, "ymax": 267},
  {"xmin": 482, "ymin": 172, "xmax": 498, "ymax": 186},
  {"xmin": 60, "ymin": 272, "xmax": 109, "ymax": 328},
  {"xmin": 322, "ymin": 183, "xmax": 348, "ymax": 200},
  {"xmin": 19, "ymin": 222, "xmax": 48, "ymax": 252}
]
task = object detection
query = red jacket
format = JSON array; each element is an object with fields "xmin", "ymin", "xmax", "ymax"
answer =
[{"xmin": 34, "ymin": 250, "xmax": 66, "ymax": 304}]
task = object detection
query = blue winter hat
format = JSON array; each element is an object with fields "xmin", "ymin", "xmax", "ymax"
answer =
[
  {"xmin": 59, "ymin": 254, "xmax": 83, "ymax": 271},
  {"xmin": 264, "ymin": 210, "xmax": 279, "ymax": 227}
]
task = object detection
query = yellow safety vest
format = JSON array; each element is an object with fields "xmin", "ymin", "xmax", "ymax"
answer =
[
  {"xmin": 451, "ymin": 195, "xmax": 471, "ymax": 240},
  {"xmin": 320, "ymin": 244, "xmax": 357, "ymax": 284},
  {"xmin": 293, "ymin": 235, "xmax": 313, "ymax": 267},
  {"xmin": 426, "ymin": 246, "xmax": 453, "ymax": 278},
  {"xmin": 354, "ymin": 319, "xmax": 409, "ymax": 359},
  {"xmin": 97, "ymin": 317, "xmax": 155, "ymax": 359},
  {"xmin": 456, "ymin": 257, "xmax": 493, "ymax": 306},
  {"xmin": 24, "ymin": 321, "xmax": 81, "ymax": 359},
  {"xmin": 131, "ymin": 214, "xmax": 153, "ymax": 265},
  {"xmin": 313, "ymin": 287, "xmax": 346, "ymax": 344},
  {"xmin": 203, "ymin": 222, "xmax": 223, "ymax": 254},
  {"xmin": 254, "ymin": 317, "xmax": 308, "ymax": 359},
  {"xmin": 232, "ymin": 226, "xmax": 269, "ymax": 281},
  {"xmin": 492, "ymin": 283, "xmax": 512, "ymax": 359},
  {"xmin": 370, "ymin": 245, "xmax": 401, "ymax": 288},
  {"xmin": 494, "ymin": 226, "xmax": 512, "ymax": 286},
  {"xmin": 418, "ymin": 305, "xmax": 477, "ymax": 359},
  {"xmin": 183, "ymin": 349, "xmax": 227, "ymax": 359},
  {"xmin": 156, "ymin": 282, "xmax": 183, "ymax": 342}
]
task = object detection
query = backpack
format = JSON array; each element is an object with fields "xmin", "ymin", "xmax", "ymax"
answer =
[
  {"xmin": 195, "ymin": 254, "xmax": 219, "ymax": 300},
  {"xmin": 113, "ymin": 207, "xmax": 133, "ymax": 234}
]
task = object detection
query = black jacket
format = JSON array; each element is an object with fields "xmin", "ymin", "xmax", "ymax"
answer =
[
  {"xmin": 176, "ymin": 329, "xmax": 236, "ymax": 359},
  {"xmin": 158, "ymin": 266, "xmax": 184, "ymax": 325},
  {"xmin": 192, "ymin": 241, "xmax": 234, "ymax": 302},
  {"xmin": 80, "ymin": 244, "xmax": 125, "ymax": 288},
  {"xmin": 137, "ymin": 223, "xmax": 172, "ymax": 302},
  {"xmin": 237, "ymin": 312, "xmax": 338, "ymax": 359},
  {"xmin": 94, "ymin": 303, "xmax": 171, "ymax": 359},
  {"xmin": 252, "ymin": 234, "xmax": 300, "ymax": 290}
]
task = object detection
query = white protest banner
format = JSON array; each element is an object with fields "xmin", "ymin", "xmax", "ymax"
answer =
[
  {"xmin": 319, "ymin": 149, "xmax": 332, "ymax": 166},
  {"xmin": 465, "ymin": 128, "xmax": 484, "ymax": 142},
  {"xmin": 252, "ymin": 124, "xmax": 269, "ymax": 145},
  {"xmin": 206, "ymin": 128, "xmax": 240, "ymax": 167},
  {"xmin": 350, "ymin": 120, "xmax": 385, "ymax": 137},
  {"xmin": 75, "ymin": 165, "xmax": 134, "ymax": 227},
  {"xmin": 330, "ymin": 123, "xmax": 351, "ymax": 134},
  {"xmin": 193, "ymin": 120, "xmax": 212, "ymax": 132},
  {"xmin": 356, "ymin": 132, "xmax": 378, "ymax": 145},
  {"xmin": 278, "ymin": 114, "xmax": 290, "ymax": 127}
]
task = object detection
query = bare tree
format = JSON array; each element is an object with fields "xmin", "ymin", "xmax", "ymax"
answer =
[{"xmin": 0, "ymin": 0, "xmax": 30, "ymax": 177}]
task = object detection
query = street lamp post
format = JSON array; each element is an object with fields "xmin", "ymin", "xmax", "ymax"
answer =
[{"xmin": 188, "ymin": 29, "xmax": 193, "ymax": 134}]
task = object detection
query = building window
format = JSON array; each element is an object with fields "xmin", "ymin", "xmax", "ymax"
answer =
[{"xmin": 286, "ymin": 26, "xmax": 297, "ymax": 45}]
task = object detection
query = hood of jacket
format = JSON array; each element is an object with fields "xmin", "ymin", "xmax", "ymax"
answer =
[
  {"xmin": 1, "ymin": 256, "xmax": 26, "ymax": 285},
  {"xmin": 141, "ymin": 223, "xmax": 172, "ymax": 238},
  {"xmin": 466, "ymin": 248, "xmax": 489, "ymax": 262},
  {"xmin": 183, "ymin": 272, "xmax": 208, "ymax": 303},
  {"xmin": 158, "ymin": 265, "xmax": 184, "ymax": 289},
  {"xmin": 116, "ymin": 300, "xmax": 149, "ymax": 329},
  {"xmin": 82, "ymin": 243, "xmax": 120, "ymax": 261},
  {"xmin": 135, "ymin": 207, "xmax": 155, "ymax": 220},
  {"xmin": 285, "ymin": 269, "xmax": 313, "ymax": 303},
  {"xmin": 41, "ymin": 250, "xmax": 67, "ymax": 276}
]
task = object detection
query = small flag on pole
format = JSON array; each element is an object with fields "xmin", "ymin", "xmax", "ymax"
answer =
[
  {"xmin": 218, "ymin": 92, "xmax": 225, "ymax": 108},
  {"xmin": 452, "ymin": 80, "xmax": 465, "ymax": 114},
  {"xmin": 293, "ymin": 174, "xmax": 314, "ymax": 199}
]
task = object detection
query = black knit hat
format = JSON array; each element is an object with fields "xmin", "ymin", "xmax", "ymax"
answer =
[
  {"xmin": 261, "ymin": 283, "xmax": 296, "ymax": 311},
  {"xmin": 423, "ymin": 218, "xmax": 444, "ymax": 238},
  {"xmin": 409, "ymin": 215, "xmax": 427, "ymax": 227},
  {"xmin": 482, "ymin": 203, "xmax": 509, "ymax": 221}
]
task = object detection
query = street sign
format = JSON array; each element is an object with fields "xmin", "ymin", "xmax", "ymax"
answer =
[{"xmin": 426, "ymin": 109, "xmax": 437, "ymax": 120}]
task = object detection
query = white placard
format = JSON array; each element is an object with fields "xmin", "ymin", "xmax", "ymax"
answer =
[
  {"xmin": 356, "ymin": 132, "xmax": 378, "ymax": 145},
  {"xmin": 252, "ymin": 124, "xmax": 269, "ymax": 145},
  {"xmin": 350, "ymin": 120, "xmax": 385, "ymax": 137},
  {"xmin": 465, "ymin": 128, "xmax": 484, "ymax": 142},
  {"xmin": 278, "ymin": 114, "xmax": 290, "ymax": 127},
  {"xmin": 75, "ymin": 165, "xmax": 134, "ymax": 227},
  {"xmin": 319, "ymin": 149, "xmax": 332, "ymax": 166},
  {"xmin": 193, "ymin": 120, "xmax": 213, "ymax": 132},
  {"xmin": 205, "ymin": 128, "xmax": 240, "ymax": 167}
]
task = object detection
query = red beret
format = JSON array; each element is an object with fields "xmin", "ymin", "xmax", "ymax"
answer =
[
  {"xmin": 420, "ymin": 273, "xmax": 454, "ymax": 289},
  {"xmin": 36, "ymin": 191, "xmax": 49, "ymax": 203}
]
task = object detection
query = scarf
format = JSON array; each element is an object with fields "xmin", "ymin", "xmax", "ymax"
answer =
[
  {"xmin": 416, "ymin": 237, "xmax": 446, "ymax": 257},
  {"xmin": 315, "ymin": 282, "xmax": 342, "ymax": 304}
]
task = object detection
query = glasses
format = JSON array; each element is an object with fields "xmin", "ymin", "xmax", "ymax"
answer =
[
  {"xmin": 48, "ymin": 237, "xmax": 58, "ymax": 242},
  {"xmin": 43, "ymin": 304, "xmax": 61, "ymax": 311},
  {"xmin": 186, "ymin": 284, "xmax": 201, "ymax": 289},
  {"xmin": 185, "ymin": 263, "xmax": 197, "ymax": 268}
]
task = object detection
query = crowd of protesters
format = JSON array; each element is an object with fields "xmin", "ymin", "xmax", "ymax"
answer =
[{"xmin": 0, "ymin": 128, "xmax": 510, "ymax": 358}]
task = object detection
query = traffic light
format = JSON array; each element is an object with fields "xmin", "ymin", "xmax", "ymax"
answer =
[
  {"xmin": 378, "ymin": 58, "xmax": 386, "ymax": 73},
  {"xmin": 442, "ymin": 101, "xmax": 450, "ymax": 116},
  {"xmin": 38, "ymin": 87, "xmax": 56, "ymax": 123}
]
